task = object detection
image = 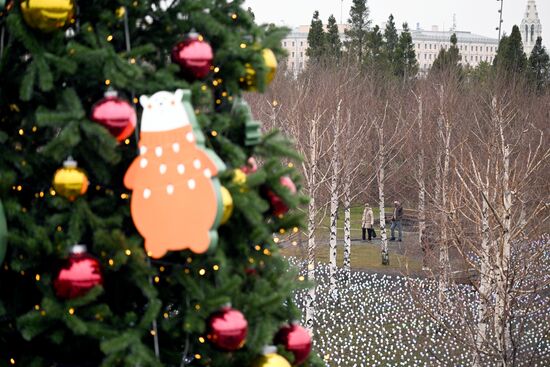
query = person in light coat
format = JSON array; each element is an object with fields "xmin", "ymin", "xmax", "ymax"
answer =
[{"xmin": 361, "ymin": 204, "xmax": 376, "ymax": 241}]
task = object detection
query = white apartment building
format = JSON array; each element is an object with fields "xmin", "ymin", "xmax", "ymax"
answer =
[
  {"xmin": 282, "ymin": 29, "xmax": 308, "ymax": 73},
  {"xmin": 413, "ymin": 27, "xmax": 498, "ymax": 72},
  {"xmin": 281, "ymin": 25, "xmax": 499, "ymax": 75},
  {"xmin": 282, "ymin": 0, "xmax": 545, "ymax": 75}
]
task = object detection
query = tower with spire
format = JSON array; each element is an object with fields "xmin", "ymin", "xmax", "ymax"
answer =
[{"xmin": 520, "ymin": 0, "xmax": 543, "ymax": 56}]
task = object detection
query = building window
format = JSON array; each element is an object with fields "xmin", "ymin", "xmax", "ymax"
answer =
[
  {"xmin": 292, "ymin": 42, "xmax": 295, "ymax": 46},
  {"xmin": 300, "ymin": 52, "xmax": 303, "ymax": 57},
  {"xmin": 424, "ymin": 54, "xmax": 427, "ymax": 60},
  {"xmin": 283, "ymin": 41, "xmax": 287, "ymax": 47},
  {"xmin": 425, "ymin": 44, "xmax": 427, "ymax": 49},
  {"xmin": 292, "ymin": 52, "xmax": 294, "ymax": 57},
  {"xmin": 429, "ymin": 44, "xmax": 431, "ymax": 49},
  {"xmin": 301, "ymin": 41, "xmax": 303, "ymax": 46}
]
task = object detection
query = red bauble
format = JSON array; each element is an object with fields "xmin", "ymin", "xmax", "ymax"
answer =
[
  {"xmin": 54, "ymin": 245, "xmax": 103, "ymax": 299},
  {"xmin": 241, "ymin": 157, "xmax": 258, "ymax": 175},
  {"xmin": 266, "ymin": 176, "xmax": 297, "ymax": 217},
  {"xmin": 280, "ymin": 176, "xmax": 297, "ymax": 194},
  {"xmin": 171, "ymin": 33, "xmax": 213, "ymax": 80},
  {"xmin": 274, "ymin": 323, "xmax": 312, "ymax": 366},
  {"xmin": 91, "ymin": 91, "xmax": 137, "ymax": 142},
  {"xmin": 206, "ymin": 305, "xmax": 248, "ymax": 351}
]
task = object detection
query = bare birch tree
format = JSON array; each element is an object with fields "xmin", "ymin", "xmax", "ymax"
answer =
[
  {"xmin": 444, "ymin": 90, "xmax": 550, "ymax": 366},
  {"xmin": 413, "ymin": 93, "xmax": 428, "ymax": 270},
  {"xmin": 328, "ymin": 101, "xmax": 341, "ymax": 301},
  {"xmin": 436, "ymin": 85, "xmax": 452, "ymax": 306}
]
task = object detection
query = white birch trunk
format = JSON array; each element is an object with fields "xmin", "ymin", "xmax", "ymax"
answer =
[
  {"xmin": 417, "ymin": 97, "xmax": 427, "ymax": 268},
  {"xmin": 518, "ymin": 193, "xmax": 527, "ymax": 238},
  {"xmin": 437, "ymin": 90, "xmax": 451, "ymax": 306},
  {"xmin": 343, "ymin": 175, "xmax": 351, "ymax": 284},
  {"xmin": 494, "ymin": 143, "xmax": 512, "ymax": 366},
  {"xmin": 328, "ymin": 119, "xmax": 340, "ymax": 301},
  {"xmin": 377, "ymin": 125, "xmax": 389, "ymax": 265},
  {"xmin": 474, "ymin": 184, "xmax": 491, "ymax": 367},
  {"xmin": 305, "ymin": 119, "xmax": 318, "ymax": 332}
]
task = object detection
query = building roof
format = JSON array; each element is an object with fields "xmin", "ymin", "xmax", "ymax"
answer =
[
  {"xmin": 283, "ymin": 25, "xmax": 499, "ymax": 45},
  {"xmin": 410, "ymin": 30, "xmax": 499, "ymax": 44}
]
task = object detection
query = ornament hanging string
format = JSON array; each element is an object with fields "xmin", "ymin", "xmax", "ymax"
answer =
[
  {"xmin": 120, "ymin": 6, "xmax": 159, "ymax": 359},
  {"xmin": 123, "ymin": 6, "xmax": 140, "ymax": 147},
  {"xmin": 179, "ymin": 295, "xmax": 191, "ymax": 367},
  {"xmin": 0, "ymin": 24, "xmax": 5, "ymax": 59},
  {"xmin": 148, "ymin": 257, "xmax": 161, "ymax": 358}
]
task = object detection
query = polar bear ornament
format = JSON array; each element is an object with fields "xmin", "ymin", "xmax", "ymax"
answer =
[{"xmin": 124, "ymin": 90, "xmax": 225, "ymax": 258}]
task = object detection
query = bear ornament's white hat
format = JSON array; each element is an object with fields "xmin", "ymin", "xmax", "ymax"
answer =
[{"xmin": 139, "ymin": 89, "xmax": 190, "ymax": 132}]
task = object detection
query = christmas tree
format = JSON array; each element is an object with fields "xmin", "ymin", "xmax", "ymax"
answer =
[{"xmin": 0, "ymin": 1, "xmax": 320, "ymax": 366}]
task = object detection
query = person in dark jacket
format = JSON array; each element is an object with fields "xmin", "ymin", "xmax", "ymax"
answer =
[{"xmin": 390, "ymin": 200, "xmax": 403, "ymax": 242}]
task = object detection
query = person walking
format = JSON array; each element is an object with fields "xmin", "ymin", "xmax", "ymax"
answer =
[
  {"xmin": 361, "ymin": 203, "xmax": 376, "ymax": 241},
  {"xmin": 390, "ymin": 200, "xmax": 403, "ymax": 242}
]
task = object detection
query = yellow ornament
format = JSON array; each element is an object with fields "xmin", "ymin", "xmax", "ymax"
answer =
[
  {"xmin": 253, "ymin": 347, "xmax": 291, "ymax": 367},
  {"xmin": 262, "ymin": 48, "xmax": 278, "ymax": 84},
  {"xmin": 241, "ymin": 48, "xmax": 278, "ymax": 91},
  {"xmin": 115, "ymin": 6, "xmax": 126, "ymax": 19},
  {"xmin": 232, "ymin": 168, "xmax": 247, "ymax": 186},
  {"xmin": 53, "ymin": 157, "xmax": 88, "ymax": 201},
  {"xmin": 220, "ymin": 186, "xmax": 233, "ymax": 225},
  {"xmin": 20, "ymin": 0, "xmax": 75, "ymax": 32}
]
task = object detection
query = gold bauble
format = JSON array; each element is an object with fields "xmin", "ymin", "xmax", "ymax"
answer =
[
  {"xmin": 241, "ymin": 48, "xmax": 278, "ymax": 91},
  {"xmin": 262, "ymin": 48, "xmax": 278, "ymax": 84},
  {"xmin": 53, "ymin": 158, "xmax": 88, "ymax": 201},
  {"xmin": 20, "ymin": 0, "xmax": 75, "ymax": 32},
  {"xmin": 220, "ymin": 186, "xmax": 233, "ymax": 225},
  {"xmin": 252, "ymin": 353, "xmax": 291, "ymax": 367},
  {"xmin": 232, "ymin": 168, "xmax": 247, "ymax": 186}
]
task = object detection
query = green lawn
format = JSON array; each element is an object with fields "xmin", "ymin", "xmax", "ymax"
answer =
[
  {"xmin": 281, "ymin": 242, "xmax": 422, "ymax": 273},
  {"xmin": 316, "ymin": 206, "xmax": 391, "ymax": 240},
  {"xmin": 281, "ymin": 206, "xmax": 423, "ymax": 274}
]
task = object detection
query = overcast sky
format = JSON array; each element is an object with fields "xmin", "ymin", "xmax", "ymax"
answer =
[{"xmin": 244, "ymin": 0, "xmax": 549, "ymax": 48}]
